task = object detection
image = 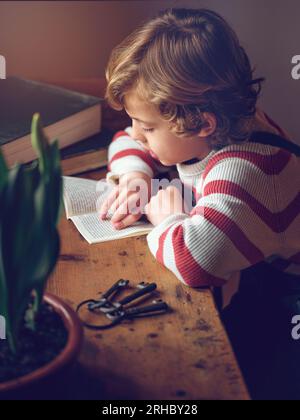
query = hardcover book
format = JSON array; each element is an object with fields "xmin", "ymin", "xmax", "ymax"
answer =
[{"xmin": 0, "ymin": 77, "xmax": 102, "ymax": 166}]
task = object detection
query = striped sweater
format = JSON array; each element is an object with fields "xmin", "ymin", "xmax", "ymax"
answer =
[{"xmin": 106, "ymin": 109, "xmax": 300, "ymax": 288}]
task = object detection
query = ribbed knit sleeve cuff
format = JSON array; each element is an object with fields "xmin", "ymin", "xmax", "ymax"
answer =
[{"xmin": 146, "ymin": 213, "xmax": 189, "ymax": 254}]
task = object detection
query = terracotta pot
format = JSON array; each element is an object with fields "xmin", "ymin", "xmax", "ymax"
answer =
[{"xmin": 0, "ymin": 293, "xmax": 83, "ymax": 400}]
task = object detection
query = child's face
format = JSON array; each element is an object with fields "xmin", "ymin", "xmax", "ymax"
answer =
[{"xmin": 124, "ymin": 90, "xmax": 212, "ymax": 166}]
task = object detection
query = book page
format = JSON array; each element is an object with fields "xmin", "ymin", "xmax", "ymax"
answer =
[
  {"xmin": 63, "ymin": 176, "xmax": 113, "ymax": 218},
  {"xmin": 63, "ymin": 175, "xmax": 154, "ymax": 243},
  {"xmin": 70, "ymin": 212, "xmax": 153, "ymax": 244}
]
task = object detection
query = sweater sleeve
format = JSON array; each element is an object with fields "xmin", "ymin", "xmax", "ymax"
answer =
[
  {"xmin": 106, "ymin": 127, "xmax": 173, "ymax": 184},
  {"xmin": 146, "ymin": 150, "xmax": 281, "ymax": 288}
]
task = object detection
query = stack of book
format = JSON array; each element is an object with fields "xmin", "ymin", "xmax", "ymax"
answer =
[
  {"xmin": 0, "ymin": 76, "xmax": 112, "ymax": 174},
  {"xmin": 60, "ymin": 127, "xmax": 113, "ymax": 175}
]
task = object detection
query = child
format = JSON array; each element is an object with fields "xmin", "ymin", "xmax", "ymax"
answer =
[{"xmin": 101, "ymin": 8, "xmax": 300, "ymax": 398}]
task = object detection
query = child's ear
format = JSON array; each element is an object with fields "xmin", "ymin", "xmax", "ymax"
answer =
[{"xmin": 198, "ymin": 112, "xmax": 217, "ymax": 138}]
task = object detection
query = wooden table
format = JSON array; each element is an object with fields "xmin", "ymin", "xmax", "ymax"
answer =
[{"xmin": 47, "ymin": 169, "xmax": 249, "ymax": 400}]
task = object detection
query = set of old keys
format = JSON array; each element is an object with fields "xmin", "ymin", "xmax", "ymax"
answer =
[{"xmin": 76, "ymin": 279, "xmax": 170, "ymax": 330}]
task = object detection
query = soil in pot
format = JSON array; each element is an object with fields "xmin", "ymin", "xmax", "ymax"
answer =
[{"xmin": 0, "ymin": 302, "xmax": 68, "ymax": 384}]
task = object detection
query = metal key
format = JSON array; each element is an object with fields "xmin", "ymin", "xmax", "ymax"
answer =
[
  {"xmin": 100, "ymin": 282, "xmax": 157, "ymax": 314},
  {"xmin": 86, "ymin": 278, "xmax": 129, "ymax": 311},
  {"xmin": 107, "ymin": 300, "xmax": 169, "ymax": 322}
]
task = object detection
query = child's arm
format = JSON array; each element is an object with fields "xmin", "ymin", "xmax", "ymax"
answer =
[
  {"xmin": 99, "ymin": 126, "xmax": 174, "ymax": 228},
  {"xmin": 106, "ymin": 126, "xmax": 174, "ymax": 185},
  {"xmin": 146, "ymin": 154, "xmax": 280, "ymax": 288}
]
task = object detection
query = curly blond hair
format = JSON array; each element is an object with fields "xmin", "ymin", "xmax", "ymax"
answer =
[{"xmin": 105, "ymin": 8, "xmax": 264, "ymax": 149}]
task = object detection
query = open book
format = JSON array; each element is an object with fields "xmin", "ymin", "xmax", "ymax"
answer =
[{"xmin": 62, "ymin": 176, "xmax": 153, "ymax": 244}]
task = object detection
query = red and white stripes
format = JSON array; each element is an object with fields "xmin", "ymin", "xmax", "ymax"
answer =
[
  {"xmin": 106, "ymin": 124, "xmax": 300, "ymax": 287},
  {"xmin": 107, "ymin": 127, "xmax": 171, "ymax": 180}
]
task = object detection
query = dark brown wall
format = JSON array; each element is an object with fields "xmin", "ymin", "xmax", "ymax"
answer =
[{"xmin": 0, "ymin": 0, "xmax": 299, "ymax": 141}]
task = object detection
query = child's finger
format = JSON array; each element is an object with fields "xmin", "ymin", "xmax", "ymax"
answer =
[
  {"xmin": 107, "ymin": 188, "xmax": 131, "ymax": 217},
  {"xmin": 113, "ymin": 212, "xmax": 142, "ymax": 230},
  {"xmin": 99, "ymin": 187, "xmax": 120, "ymax": 219},
  {"xmin": 111, "ymin": 194, "xmax": 141, "ymax": 224},
  {"xmin": 110, "ymin": 199, "xmax": 132, "ymax": 224}
]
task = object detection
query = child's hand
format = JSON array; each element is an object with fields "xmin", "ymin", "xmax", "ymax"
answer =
[
  {"xmin": 144, "ymin": 186, "xmax": 187, "ymax": 226},
  {"xmin": 99, "ymin": 171, "xmax": 152, "ymax": 229}
]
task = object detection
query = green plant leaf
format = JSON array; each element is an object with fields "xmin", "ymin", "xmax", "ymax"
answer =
[
  {"xmin": 31, "ymin": 113, "xmax": 50, "ymax": 177},
  {"xmin": 0, "ymin": 114, "xmax": 63, "ymax": 353}
]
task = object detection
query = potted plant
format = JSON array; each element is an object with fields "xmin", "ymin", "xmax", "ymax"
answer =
[{"xmin": 0, "ymin": 114, "xmax": 83, "ymax": 399}]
